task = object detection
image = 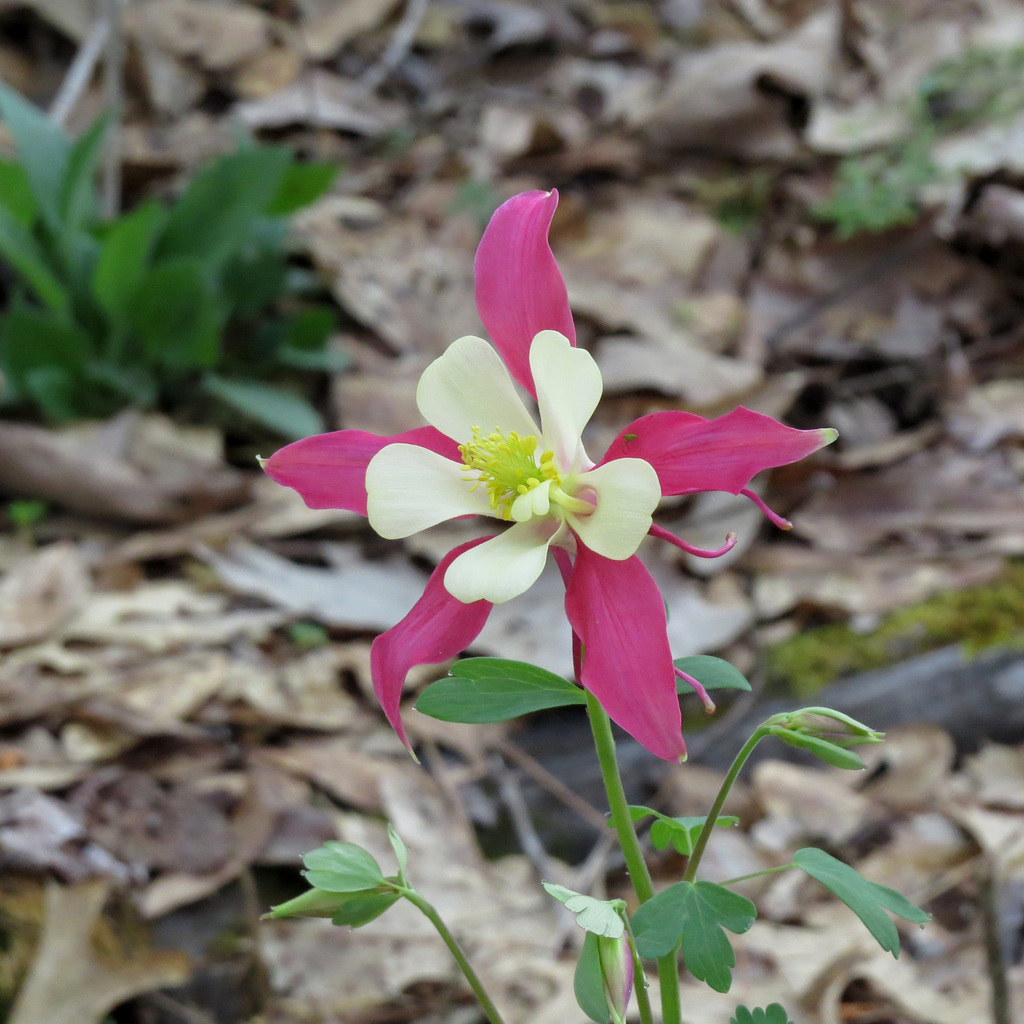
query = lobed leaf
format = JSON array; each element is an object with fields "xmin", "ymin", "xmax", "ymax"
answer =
[
  {"xmin": 631, "ymin": 881, "xmax": 756, "ymax": 992},
  {"xmin": 628, "ymin": 807, "xmax": 739, "ymax": 856},
  {"xmin": 542, "ymin": 882, "xmax": 625, "ymax": 939},
  {"xmin": 793, "ymin": 848, "xmax": 929, "ymax": 957}
]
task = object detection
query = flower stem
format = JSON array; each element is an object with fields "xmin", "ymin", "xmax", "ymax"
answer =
[
  {"xmin": 401, "ymin": 887, "xmax": 507, "ymax": 1024},
  {"xmin": 682, "ymin": 727, "xmax": 769, "ymax": 884},
  {"xmin": 585, "ymin": 690, "xmax": 680, "ymax": 1024}
]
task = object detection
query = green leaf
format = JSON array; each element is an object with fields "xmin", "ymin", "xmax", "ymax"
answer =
[
  {"xmin": 793, "ymin": 848, "xmax": 929, "ymax": 956},
  {"xmin": 416, "ymin": 658, "xmax": 587, "ymax": 723},
  {"xmin": 127, "ymin": 259, "xmax": 222, "ymax": 370},
  {"xmin": 0, "ymin": 205, "xmax": 69, "ymax": 313},
  {"xmin": 277, "ymin": 345, "xmax": 349, "ymax": 372},
  {"xmin": 0, "ymin": 300, "xmax": 89, "ymax": 383},
  {"xmin": 674, "ymin": 656, "xmax": 752, "ymax": 693},
  {"xmin": 0, "ymin": 82, "xmax": 69, "ymax": 226},
  {"xmin": 542, "ymin": 883, "xmax": 625, "ymax": 939},
  {"xmin": 387, "ymin": 825, "xmax": 408, "ymax": 879},
  {"xmin": 0, "ymin": 158, "xmax": 37, "ymax": 224},
  {"xmin": 59, "ymin": 110, "xmax": 109, "ymax": 230},
  {"xmin": 285, "ymin": 306, "xmax": 335, "ymax": 350},
  {"xmin": 156, "ymin": 146, "xmax": 292, "ymax": 269},
  {"xmin": 331, "ymin": 890, "xmax": 402, "ymax": 927},
  {"xmin": 23, "ymin": 364, "xmax": 78, "ymax": 421},
  {"xmin": 303, "ymin": 841, "xmax": 386, "ymax": 892},
  {"xmin": 574, "ymin": 931, "xmax": 612, "ymax": 1024},
  {"xmin": 222, "ymin": 246, "xmax": 288, "ymax": 317},
  {"xmin": 264, "ymin": 160, "xmax": 337, "ymax": 217},
  {"xmin": 92, "ymin": 202, "xmax": 166, "ymax": 319},
  {"xmin": 632, "ymin": 881, "xmax": 756, "ymax": 992},
  {"xmin": 730, "ymin": 1004, "xmax": 794, "ymax": 1024},
  {"xmin": 627, "ymin": 807, "xmax": 739, "ymax": 856},
  {"xmin": 202, "ymin": 375, "xmax": 324, "ymax": 439}
]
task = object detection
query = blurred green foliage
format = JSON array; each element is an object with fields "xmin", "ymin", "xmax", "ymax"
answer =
[
  {"xmin": 816, "ymin": 46, "xmax": 1024, "ymax": 238},
  {"xmin": 0, "ymin": 84, "xmax": 342, "ymax": 439}
]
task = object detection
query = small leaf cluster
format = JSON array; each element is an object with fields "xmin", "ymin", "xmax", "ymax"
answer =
[
  {"xmin": 816, "ymin": 45, "xmax": 1024, "ymax": 238},
  {"xmin": 266, "ymin": 827, "xmax": 408, "ymax": 928},
  {"xmin": 730, "ymin": 1004, "xmax": 794, "ymax": 1024},
  {"xmin": 0, "ymin": 85, "xmax": 339, "ymax": 438}
]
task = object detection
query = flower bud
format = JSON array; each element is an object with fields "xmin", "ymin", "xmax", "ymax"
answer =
[
  {"xmin": 596, "ymin": 934, "xmax": 634, "ymax": 1024},
  {"xmin": 774, "ymin": 707, "xmax": 884, "ymax": 747},
  {"xmin": 766, "ymin": 707, "xmax": 883, "ymax": 770}
]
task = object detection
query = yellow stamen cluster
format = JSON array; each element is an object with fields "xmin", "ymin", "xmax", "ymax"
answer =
[{"xmin": 459, "ymin": 427, "xmax": 559, "ymax": 520}]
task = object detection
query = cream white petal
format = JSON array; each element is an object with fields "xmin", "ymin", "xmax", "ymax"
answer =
[
  {"xmin": 567, "ymin": 458, "xmax": 661, "ymax": 560},
  {"xmin": 366, "ymin": 443, "xmax": 494, "ymax": 538},
  {"xmin": 444, "ymin": 519, "xmax": 560, "ymax": 603},
  {"xmin": 510, "ymin": 478, "xmax": 552, "ymax": 522},
  {"xmin": 416, "ymin": 335, "xmax": 539, "ymax": 443},
  {"xmin": 530, "ymin": 330, "xmax": 602, "ymax": 472}
]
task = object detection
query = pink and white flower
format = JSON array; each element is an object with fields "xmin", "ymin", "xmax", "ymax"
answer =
[{"xmin": 263, "ymin": 190, "xmax": 837, "ymax": 762}]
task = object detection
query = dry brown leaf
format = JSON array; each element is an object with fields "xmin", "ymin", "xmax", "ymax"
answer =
[
  {"xmin": 236, "ymin": 69, "xmax": 406, "ymax": 133},
  {"xmin": 202, "ymin": 540, "xmax": 430, "ymax": 632},
  {"xmin": 0, "ymin": 414, "xmax": 249, "ymax": 524},
  {"xmin": 62, "ymin": 580, "xmax": 284, "ymax": 652},
  {"xmin": 645, "ymin": 9, "xmax": 840, "ymax": 159},
  {"xmin": 947, "ymin": 378, "xmax": 1024, "ymax": 452},
  {"xmin": 0, "ymin": 543, "xmax": 90, "ymax": 649},
  {"xmin": 296, "ymin": 207, "xmax": 479, "ymax": 356},
  {"xmin": 253, "ymin": 737, "xmax": 391, "ymax": 813},
  {"xmin": 751, "ymin": 760, "xmax": 879, "ymax": 850},
  {"xmin": 9, "ymin": 880, "xmax": 189, "ymax": 1024},
  {"xmin": 128, "ymin": 0, "xmax": 270, "ymax": 71},
  {"xmin": 300, "ymin": 0, "xmax": 402, "ymax": 59},
  {"xmin": 751, "ymin": 548, "xmax": 1004, "ymax": 617}
]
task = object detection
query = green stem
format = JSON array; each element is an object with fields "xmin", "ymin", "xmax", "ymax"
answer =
[
  {"xmin": 623, "ymin": 916, "xmax": 655, "ymax": 1024},
  {"xmin": 402, "ymin": 887, "xmax": 507, "ymax": 1024},
  {"xmin": 585, "ymin": 691, "xmax": 679, "ymax": 1024},
  {"xmin": 719, "ymin": 863, "xmax": 796, "ymax": 887},
  {"xmin": 683, "ymin": 727, "xmax": 769, "ymax": 884}
]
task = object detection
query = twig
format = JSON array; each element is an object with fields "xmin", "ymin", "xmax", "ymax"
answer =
[
  {"xmin": 146, "ymin": 993, "xmax": 219, "ymax": 1024},
  {"xmin": 979, "ymin": 858, "xmax": 1013, "ymax": 1024},
  {"xmin": 361, "ymin": 0, "xmax": 429, "ymax": 93},
  {"xmin": 492, "ymin": 754, "xmax": 552, "ymax": 879},
  {"xmin": 101, "ymin": 0, "xmax": 126, "ymax": 217},
  {"xmin": 49, "ymin": 13, "xmax": 115, "ymax": 126},
  {"xmin": 497, "ymin": 737, "xmax": 609, "ymax": 833}
]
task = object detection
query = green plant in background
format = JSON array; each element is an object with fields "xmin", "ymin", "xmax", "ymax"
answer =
[
  {"xmin": 0, "ymin": 84, "xmax": 342, "ymax": 439},
  {"xmin": 816, "ymin": 46, "xmax": 1024, "ymax": 238}
]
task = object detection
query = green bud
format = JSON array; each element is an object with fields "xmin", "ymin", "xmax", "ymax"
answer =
[
  {"xmin": 263, "ymin": 886, "xmax": 359, "ymax": 920},
  {"xmin": 773, "ymin": 707, "xmax": 884, "ymax": 747},
  {"xmin": 766, "ymin": 707, "xmax": 883, "ymax": 770}
]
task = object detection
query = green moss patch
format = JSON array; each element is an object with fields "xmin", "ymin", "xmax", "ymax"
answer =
[{"xmin": 766, "ymin": 561, "xmax": 1024, "ymax": 696}]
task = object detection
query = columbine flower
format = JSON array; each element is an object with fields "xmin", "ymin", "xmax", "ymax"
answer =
[{"xmin": 263, "ymin": 190, "xmax": 837, "ymax": 762}]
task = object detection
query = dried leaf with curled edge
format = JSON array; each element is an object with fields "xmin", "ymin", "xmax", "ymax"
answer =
[
  {"xmin": 9, "ymin": 880, "xmax": 189, "ymax": 1024},
  {"xmin": 0, "ymin": 543, "xmax": 89, "ymax": 649}
]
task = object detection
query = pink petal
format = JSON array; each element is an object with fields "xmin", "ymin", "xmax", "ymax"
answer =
[
  {"xmin": 564, "ymin": 544, "xmax": 685, "ymax": 762},
  {"xmin": 261, "ymin": 426, "xmax": 460, "ymax": 516},
  {"xmin": 602, "ymin": 407, "xmax": 837, "ymax": 497},
  {"xmin": 371, "ymin": 539, "xmax": 493, "ymax": 748},
  {"xmin": 474, "ymin": 190, "xmax": 576, "ymax": 397}
]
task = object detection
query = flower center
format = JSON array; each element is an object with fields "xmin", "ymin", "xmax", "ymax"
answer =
[{"xmin": 459, "ymin": 427, "xmax": 559, "ymax": 520}]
